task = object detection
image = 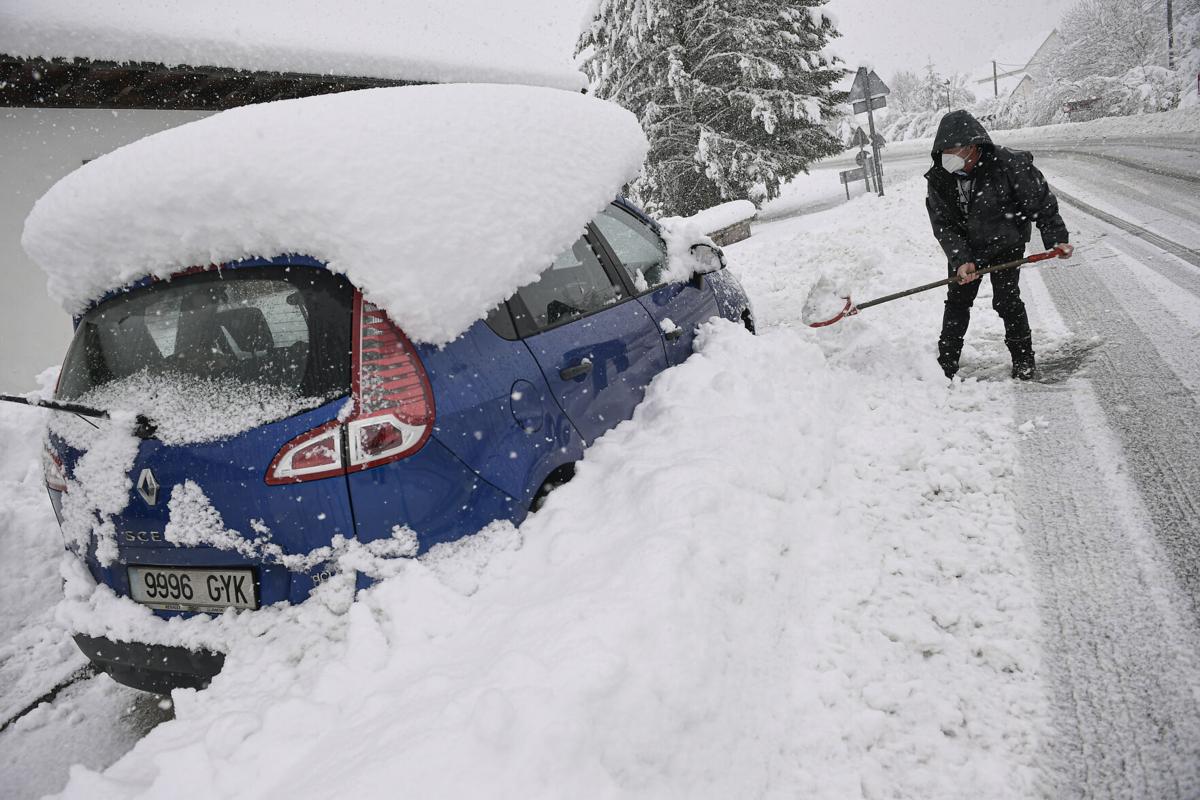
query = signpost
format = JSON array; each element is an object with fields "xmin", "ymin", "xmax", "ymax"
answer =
[
  {"xmin": 848, "ymin": 67, "xmax": 890, "ymax": 196},
  {"xmin": 839, "ymin": 166, "xmax": 869, "ymax": 200}
]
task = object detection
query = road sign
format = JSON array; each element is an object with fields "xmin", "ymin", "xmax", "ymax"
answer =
[
  {"xmin": 851, "ymin": 96, "xmax": 887, "ymax": 114},
  {"xmin": 848, "ymin": 67, "xmax": 889, "ymax": 197},
  {"xmin": 840, "ymin": 167, "xmax": 866, "ymax": 184},
  {"xmin": 871, "ymin": 132, "xmax": 887, "ymax": 148},
  {"xmin": 840, "ymin": 166, "xmax": 869, "ymax": 199},
  {"xmin": 848, "ymin": 68, "xmax": 890, "ymax": 103},
  {"xmin": 855, "ymin": 150, "xmax": 867, "ymax": 167},
  {"xmin": 849, "ymin": 127, "xmax": 869, "ymax": 148}
]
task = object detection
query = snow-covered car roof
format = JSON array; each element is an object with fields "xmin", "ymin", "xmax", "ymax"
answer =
[
  {"xmin": 22, "ymin": 84, "xmax": 649, "ymax": 345},
  {"xmin": 0, "ymin": 0, "xmax": 586, "ymax": 91}
]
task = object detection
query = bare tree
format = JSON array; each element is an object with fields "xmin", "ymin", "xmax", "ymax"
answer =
[{"xmin": 887, "ymin": 70, "xmax": 921, "ymax": 112}]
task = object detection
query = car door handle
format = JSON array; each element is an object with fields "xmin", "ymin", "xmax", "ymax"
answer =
[
  {"xmin": 560, "ymin": 361, "xmax": 593, "ymax": 380},
  {"xmin": 664, "ymin": 328, "xmax": 684, "ymax": 341}
]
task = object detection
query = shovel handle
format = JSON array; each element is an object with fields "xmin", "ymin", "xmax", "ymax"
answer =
[{"xmin": 852, "ymin": 250, "xmax": 1057, "ymax": 313}]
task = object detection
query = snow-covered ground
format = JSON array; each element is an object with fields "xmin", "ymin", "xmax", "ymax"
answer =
[
  {"xmin": 4, "ymin": 166, "xmax": 1055, "ymax": 799},
  {"xmin": 4, "ymin": 109, "xmax": 1200, "ymax": 798}
]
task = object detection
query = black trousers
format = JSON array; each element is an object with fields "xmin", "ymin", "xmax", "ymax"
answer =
[{"xmin": 937, "ymin": 248, "xmax": 1033, "ymax": 369}]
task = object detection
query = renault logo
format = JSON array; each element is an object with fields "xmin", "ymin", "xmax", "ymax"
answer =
[{"xmin": 136, "ymin": 468, "xmax": 159, "ymax": 506}]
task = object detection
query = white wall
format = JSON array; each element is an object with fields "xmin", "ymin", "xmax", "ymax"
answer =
[{"xmin": 0, "ymin": 107, "xmax": 208, "ymax": 391}]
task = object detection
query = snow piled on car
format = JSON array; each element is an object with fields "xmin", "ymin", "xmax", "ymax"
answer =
[
  {"xmin": 21, "ymin": 84, "xmax": 648, "ymax": 345},
  {"xmin": 47, "ymin": 175, "xmax": 1051, "ymax": 799},
  {"xmin": 50, "ymin": 372, "xmax": 328, "ymax": 446}
]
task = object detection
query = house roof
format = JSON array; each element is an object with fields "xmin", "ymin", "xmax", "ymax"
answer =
[
  {"xmin": 973, "ymin": 30, "xmax": 1057, "ymax": 84},
  {"xmin": 976, "ymin": 71, "xmax": 1033, "ymax": 101},
  {"xmin": 0, "ymin": 0, "xmax": 586, "ymax": 101}
]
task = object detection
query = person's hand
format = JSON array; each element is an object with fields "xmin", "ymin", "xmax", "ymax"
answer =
[
  {"xmin": 1053, "ymin": 243, "xmax": 1074, "ymax": 259},
  {"xmin": 956, "ymin": 262, "xmax": 978, "ymax": 284}
]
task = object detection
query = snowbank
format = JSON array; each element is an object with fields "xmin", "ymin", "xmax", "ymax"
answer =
[
  {"xmin": 684, "ymin": 199, "xmax": 758, "ymax": 235},
  {"xmin": 872, "ymin": 103, "xmax": 1200, "ymax": 151},
  {"xmin": 47, "ymin": 174, "xmax": 1050, "ymax": 799},
  {"xmin": 22, "ymin": 84, "xmax": 648, "ymax": 345},
  {"xmin": 0, "ymin": 0, "xmax": 585, "ymax": 91}
]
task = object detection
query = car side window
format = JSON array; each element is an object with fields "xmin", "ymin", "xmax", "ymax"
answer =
[
  {"xmin": 593, "ymin": 205, "xmax": 668, "ymax": 293},
  {"xmin": 514, "ymin": 236, "xmax": 627, "ymax": 332}
]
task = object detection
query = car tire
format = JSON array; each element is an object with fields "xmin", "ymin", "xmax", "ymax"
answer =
[{"xmin": 530, "ymin": 463, "xmax": 576, "ymax": 512}]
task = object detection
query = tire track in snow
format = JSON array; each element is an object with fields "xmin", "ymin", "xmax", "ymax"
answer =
[
  {"xmin": 1052, "ymin": 186, "xmax": 1200, "ymax": 268},
  {"xmin": 1015, "ymin": 377, "xmax": 1200, "ymax": 799},
  {"xmin": 1014, "ymin": 207, "xmax": 1200, "ymax": 795},
  {"xmin": 1038, "ymin": 244, "xmax": 1200, "ymax": 620},
  {"xmin": 1037, "ymin": 148, "xmax": 1200, "ymax": 186}
]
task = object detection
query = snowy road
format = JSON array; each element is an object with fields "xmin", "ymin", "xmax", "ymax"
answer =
[
  {"xmin": 735, "ymin": 131, "xmax": 1200, "ymax": 798},
  {"xmin": 1014, "ymin": 149, "xmax": 1200, "ymax": 797}
]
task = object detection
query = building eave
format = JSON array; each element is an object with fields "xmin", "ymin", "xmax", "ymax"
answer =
[{"xmin": 0, "ymin": 54, "xmax": 421, "ymax": 110}]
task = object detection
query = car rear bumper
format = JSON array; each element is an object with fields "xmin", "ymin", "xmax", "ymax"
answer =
[{"xmin": 73, "ymin": 633, "xmax": 224, "ymax": 694}]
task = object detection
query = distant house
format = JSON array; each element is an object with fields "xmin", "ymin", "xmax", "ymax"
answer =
[
  {"xmin": 974, "ymin": 29, "xmax": 1060, "ymax": 106},
  {"xmin": 0, "ymin": 1, "xmax": 583, "ymax": 390}
]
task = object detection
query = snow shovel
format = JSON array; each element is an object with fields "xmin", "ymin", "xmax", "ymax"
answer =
[{"xmin": 805, "ymin": 249, "xmax": 1059, "ymax": 328}]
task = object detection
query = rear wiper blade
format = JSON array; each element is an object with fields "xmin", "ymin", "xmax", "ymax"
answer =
[
  {"xmin": 0, "ymin": 393, "xmax": 157, "ymax": 438},
  {"xmin": 0, "ymin": 393, "xmax": 108, "ymax": 418}
]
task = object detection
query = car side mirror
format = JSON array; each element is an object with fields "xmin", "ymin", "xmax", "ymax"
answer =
[{"xmin": 689, "ymin": 243, "xmax": 726, "ymax": 275}]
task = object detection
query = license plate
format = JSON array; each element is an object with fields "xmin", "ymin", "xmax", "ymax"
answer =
[{"xmin": 128, "ymin": 566, "xmax": 258, "ymax": 612}]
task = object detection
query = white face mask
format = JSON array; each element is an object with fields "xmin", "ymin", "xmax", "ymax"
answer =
[{"xmin": 941, "ymin": 152, "xmax": 967, "ymax": 174}]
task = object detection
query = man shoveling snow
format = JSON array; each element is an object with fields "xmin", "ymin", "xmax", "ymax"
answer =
[{"xmin": 925, "ymin": 110, "xmax": 1073, "ymax": 380}]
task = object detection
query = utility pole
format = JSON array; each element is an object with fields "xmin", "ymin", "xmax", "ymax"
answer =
[
  {"xmin": 992, "ymin": 61, "xmax": 999, "ymax": 98},
  {"xmin": 1167, "ymin": 0, "xmax": 1175, "ymax": 69},
  {"xmin": 944, "ymin": 79, "xmax": 952, "ymax": 111}
]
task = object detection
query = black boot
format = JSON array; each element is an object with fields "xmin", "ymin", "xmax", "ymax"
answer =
[
  {"xmin": 938, "ymin": 336, "xmax": 962, "ymax": 379},
  {"xmin": 1007, "ymin": 337, "xmax": 1036, "ymax": 380}
]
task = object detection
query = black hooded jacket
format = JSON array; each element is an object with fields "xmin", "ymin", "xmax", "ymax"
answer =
[{"xmin": 925, "ymin": 110, "xmax": 1068, "ymax": 270}]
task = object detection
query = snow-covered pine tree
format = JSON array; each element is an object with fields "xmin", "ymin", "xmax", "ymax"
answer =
[{"xmin": 578, "ymin": 0, "xmax": 846, "ymax": 217}]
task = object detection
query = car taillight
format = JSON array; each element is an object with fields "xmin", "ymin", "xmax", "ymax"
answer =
[
  {"xmin": 266, "ymin": 291, "xmax": 434, "ymax": 485},
  {"xmin": 43, "ymin": 445, "xmax": 68, "ymax": 493},
  {"xmin": 266, "ymin": 422, "xmax": 344, "ymax": 484}
]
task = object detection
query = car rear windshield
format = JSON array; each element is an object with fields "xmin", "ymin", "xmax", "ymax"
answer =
[{"xmin": 57, "ymin": 266, "xmax": 354, "ymax": 409}]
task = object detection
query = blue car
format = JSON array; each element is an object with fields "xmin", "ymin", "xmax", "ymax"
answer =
[{"xmin": 44, "ymin": 198, "xmax": 753, "ymax": 693}]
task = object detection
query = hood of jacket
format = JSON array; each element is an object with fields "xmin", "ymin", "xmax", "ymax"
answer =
[{"xmin": 930, "ymin": 110, "xmax": 993, "ymax": 163}]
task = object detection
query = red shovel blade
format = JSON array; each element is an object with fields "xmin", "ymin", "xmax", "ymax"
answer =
[{"xmin": 806, "ymin": 297, "xmax": 856, "ymax": 328}]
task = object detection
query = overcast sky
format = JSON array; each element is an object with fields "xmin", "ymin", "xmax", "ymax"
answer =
[{"xmin": 824, "ymin": 0, "xmax": 1074, "ymax": 83}]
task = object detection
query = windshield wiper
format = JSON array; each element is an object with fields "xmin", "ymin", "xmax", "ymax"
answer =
[{"xmin": 0, "ymin": 394, "xmax": 157, "ymax": 438}]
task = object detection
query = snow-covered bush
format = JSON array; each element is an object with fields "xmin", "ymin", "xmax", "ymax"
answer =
[
  {"xmin": 1029, "ymin": 0, "xmax": 1200, "ymax": 119},
  {"xmin": 1014, "ymin": 65, "xmax": 1182, "ymax": 126}
]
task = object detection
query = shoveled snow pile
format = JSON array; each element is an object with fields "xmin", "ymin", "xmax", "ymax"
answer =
[
  {"xmin": 22, "ymin": 84, "xmax": 648, "ymax": 344},
  {"xmin": 0, "ymin": 0, "xmax": 586, "ymax": 90},
  {"xmin": 46, "ymin": 175, "xmax": 1051, "ymax": 799}
]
